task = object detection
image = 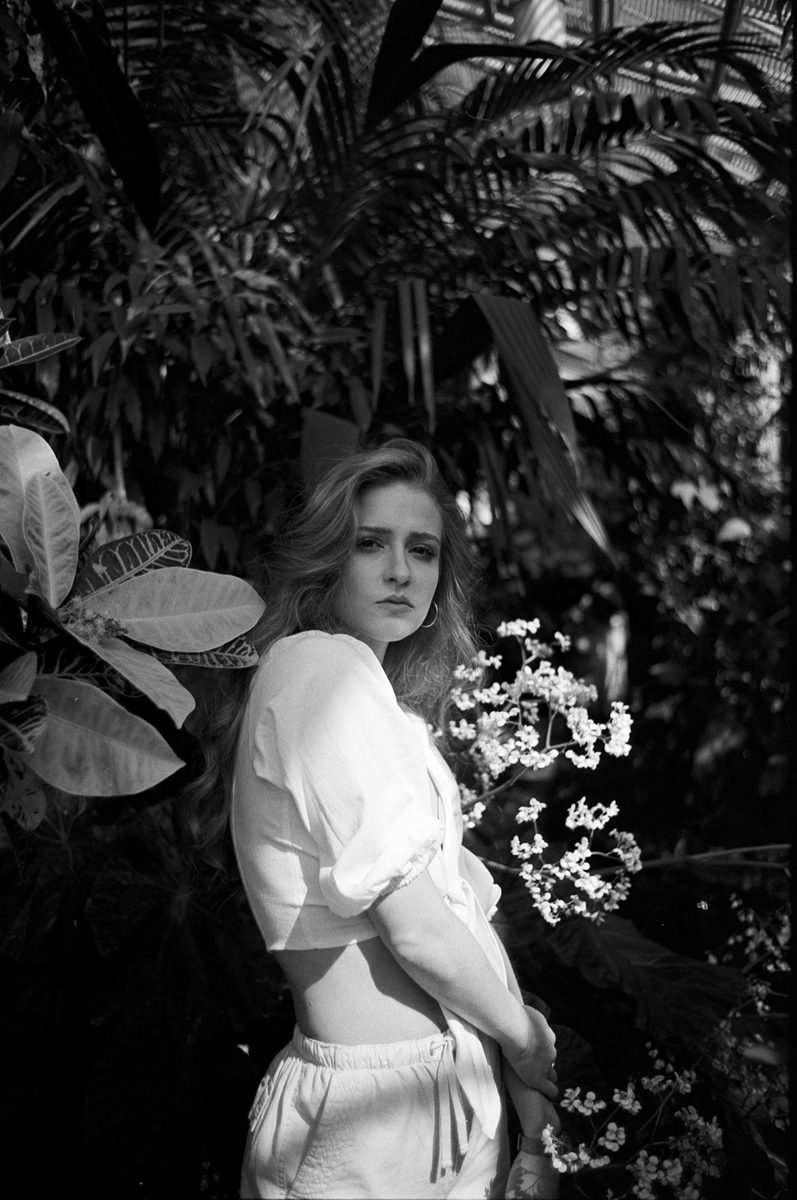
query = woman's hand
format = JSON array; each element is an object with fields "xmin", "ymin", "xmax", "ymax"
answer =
[{"xmin": 503, "ymin": 1005, "xmax": 558, "ymax": 1099}]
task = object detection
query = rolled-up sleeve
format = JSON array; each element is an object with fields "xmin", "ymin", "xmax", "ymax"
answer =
[{"xmin": 251, "ymin": 635, "xmax": 443, "ymax": 918}]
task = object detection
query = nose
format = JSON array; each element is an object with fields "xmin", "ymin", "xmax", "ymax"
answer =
[{"xmin": 385, "ymin": 547, "xmax": 410, "ymax": 585}]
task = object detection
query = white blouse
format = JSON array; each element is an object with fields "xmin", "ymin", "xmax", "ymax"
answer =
[{"xmin": 231, "ymin": 630, "xmax": 506, "ymax": 1136}]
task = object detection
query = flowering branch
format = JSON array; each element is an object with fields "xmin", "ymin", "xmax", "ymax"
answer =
[{"xmin": 452, "ymin": 620, "xmax": 638, "ymax": 924}]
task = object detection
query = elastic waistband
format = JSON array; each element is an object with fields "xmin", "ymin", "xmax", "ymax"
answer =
[{"xmin": 291, "ymin": 1026, "xmax": 454, "ymax": 1071}]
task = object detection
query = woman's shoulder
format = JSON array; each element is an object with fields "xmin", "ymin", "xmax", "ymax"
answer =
[
  {"xmin": 254, "ymin": 631, "xmax": 385, "ymax": 695},
  {"xmin": 268, "ymin": 630, "xmax": 376, "ymax": 665}
]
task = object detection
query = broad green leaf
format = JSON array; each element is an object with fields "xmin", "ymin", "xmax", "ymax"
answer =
[
  {"xmin": 0, "ymin": 752, "xmax": 47, "ymax": 829},
  {"xmin": 0, "ymin": 424, "xmax": 66, "ymax": 573},
  {"xmin": 87, "ymin": 637, "xmax": 195, "ymax": 728},
  {"xmin": 0, "ymin": 695, "xmax": 47, "ymax": 752},
  {"xmin": 22, "ymin": 470, "xmax": 80, "ymax": 607},
  {"xmin": 76, "ymin": 567, "xmax": 265, "ymax": 651},
  {"xmin": 549, "ymin": 914, "xmax": 746, "ymax": 1046},
  {"xmin": 72, "ymin": 530, "xmax": 192, "ymax": 599},
  {"xmin": 0, "ymin": 651, "xmax": 37, "ymax": 701},
  {"xmin": 153, "ymin": 635, "xmax": 260, "ymax": 669},
  {"xmin": 0, "ymin": 389, "xmax": 71, "ymax": 435},
  {"xmin": 0, "ymin": 332, "xmax": 81, "ymax": 370},
  {"xmin": 37, "ymin": 641, "xmax": 141, "ymax": 701},
  {"xmin": 27, "ymin": 677, "xmax": 184, "ymax": 795}
]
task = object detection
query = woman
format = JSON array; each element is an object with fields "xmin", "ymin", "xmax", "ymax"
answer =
[{"xmin": 197, "ymin": 439, "xmax": 559, "ymax": 1198}]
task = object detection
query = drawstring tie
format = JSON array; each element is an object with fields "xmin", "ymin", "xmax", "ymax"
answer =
[{"xmin": 431, "ymin": 1035, "xmax": 469, "ymax": 1177}]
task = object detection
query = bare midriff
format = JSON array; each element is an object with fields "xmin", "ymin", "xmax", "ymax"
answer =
[{"xmin": 274, "ymin": 935, "xmax": 447, "ymax": 1045}]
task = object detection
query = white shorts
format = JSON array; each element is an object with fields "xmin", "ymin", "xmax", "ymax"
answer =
[{"xmin": 240, "ymin": 1027, "xmax": 510, "ymax": 1199}]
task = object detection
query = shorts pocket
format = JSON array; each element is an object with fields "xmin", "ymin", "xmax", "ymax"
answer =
[{"xmin": 287, "ymin": 1070, "xmax": 350, "ymax": 1198}]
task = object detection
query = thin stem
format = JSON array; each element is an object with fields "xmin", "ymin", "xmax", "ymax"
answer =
[{"xmin": 637, "ymin": 845, "xmax": 789, "ymax": 871}]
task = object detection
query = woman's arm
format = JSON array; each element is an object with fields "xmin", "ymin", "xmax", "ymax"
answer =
[{"xmin": 371, "ymin": 870, "xmax": 558, "ymax": 1098}]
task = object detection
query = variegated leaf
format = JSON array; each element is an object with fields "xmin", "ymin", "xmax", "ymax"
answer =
[
  {"xmin": 0, "ymin": 332, "xmax": 81, "ymax": 369},
  {"xmin": 0, "ymin": 695, "xmax": 47, "ymax": 753},
  {"xmin": 152, "ymin": 635, "xmax": 260, "ymax": 669},
  {"xmin": 72, "ymin": 530, "xmax": 192, "ymax": 599},
  {"xmin": 37, "ymin": 642, "xmax": 141, "ymax": 701},
  {"xmin": 0, "ymin": 389, "xmax": 71, "ymax": 435},
  {"xmin": 0, "ymin": 752, "xmax": 47, "ymax": 830}
]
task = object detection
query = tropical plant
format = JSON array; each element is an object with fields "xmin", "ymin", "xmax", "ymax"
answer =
[
  {"xmin": 0, "ymin": 409, "xmax": 264, "ymax": 824},
  {"xmin": 1, "ymin": 0, "xmax": 790, "ymax": 569}
]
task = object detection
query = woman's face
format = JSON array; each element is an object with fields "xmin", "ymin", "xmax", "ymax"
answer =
[{"xmin": 332, "ymin": 482, "xmax": 443, "ymax": 662}]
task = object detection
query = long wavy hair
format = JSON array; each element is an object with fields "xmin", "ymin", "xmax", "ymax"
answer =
[{"xmin": 187, "ymin": 438, "xmax": 480, "ymax": 864}]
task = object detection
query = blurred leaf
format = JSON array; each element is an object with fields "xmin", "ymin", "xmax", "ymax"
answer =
[
  {"xmin": 0, "ymin": 390, "xmax": 71, "ymax": 435},
  {"xmin": 475, "ymin": 293, "xmax": 578, "ymax": 463},
  {"xmin": 300, "ymin": 409, "xmax": 360, "ymax": 490},
  {"xmin": 26, "ymin": 0, "xmax": 162, "ymax": 231},
  {"xmin": 549, "ymin": 915, "xmax": 746, "ymax": 1046},
  {"xmin": 0, "ymin": 332, "xmax": 81, "ymax": 370},
  {"xmin": 365, "ymin": 0, "xmax": 443, "ymax": 127},
  {"xmin": 27, "ymin": 677, "xmax": 184, "ymax": 795}
]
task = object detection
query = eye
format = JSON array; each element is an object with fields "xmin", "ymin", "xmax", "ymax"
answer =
[
  {"xmin": 410, "ymin": 544, "xmax": 437, "ymax": 561},
  {"xmin": 355, "ymin": 536, "xmax": 382, "ymax": 552}
]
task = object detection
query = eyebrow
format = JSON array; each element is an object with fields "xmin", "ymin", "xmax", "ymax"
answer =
[{"xmin": 357, "ymin": 524, "xmax": 441, "ymax": 546}]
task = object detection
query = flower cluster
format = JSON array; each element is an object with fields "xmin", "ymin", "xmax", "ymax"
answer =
[
  {"xmin": 706, "ymin": 895, "xmax": 790, "ymax": 1136},
  {"xmin": 452, "ymin": 619, "xmax": 638, "ymax": 923},
  {"xmin": 533, "ymin": 1044, "xmax": 725, "ymax": 1198}
]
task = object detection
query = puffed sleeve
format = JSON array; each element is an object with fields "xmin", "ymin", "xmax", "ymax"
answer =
[{"xmin": 251, "ymin": 634, "xmax": 444, "ymax": 918}]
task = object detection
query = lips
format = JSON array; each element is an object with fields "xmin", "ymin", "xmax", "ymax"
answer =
[{"xmin": 379, "ymin": 596, "xmax": 413, "ymax": 608}]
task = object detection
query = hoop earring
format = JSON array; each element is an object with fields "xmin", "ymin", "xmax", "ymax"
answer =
[{"xmin": 420, "ymin": 601, "xmax": 439, "ymax": 629}]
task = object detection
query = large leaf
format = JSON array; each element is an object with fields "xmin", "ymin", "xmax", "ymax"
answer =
[
  {"xmin": 37, "ymin": 641, "xmax": 141, "ymax": 701},
  {"xmin": 0, "ymin": 424, "xmax": 69, "ymax": 574},
  {"xmin": 0, "ymin": 652, "xmax": 37, "ymax": 701},
  {"xmin": 0, "ymin": 389, "xmax": 71, "ymax": 435},
  {"xmin": 549, "ymin": 914, "xmax": 746, "ymax": 1046},
  {"xmin": 0, "ymin": 695, "xmax": 48, "ymax": 753},
  {"xmin": 152, "ymin": 635, "xmax": 260, "ymax": 669},
  {"xmin": 26, "ymin": 0, "xmax": 162, "ymax": 231},
  {"xmin": 365, "ymin": 0, "xmax": 443, "ymax": 127},
  {"xmin": 22, "ymin": 470, "xmax": 80, "ymax": 607},
  {"xmin": 27, "ymin": 677, "xmax": 183, "ymax": 795},
  {"xmin": 83, "ymin": 636, "xmax": 195, "ymax": 728},
  {"xmin": 469, "ymin": 295, "xmax": 613, "ymax": 559},
  {"xmin": 475, "ymin": 293, "xmax": 579, "ymax": 465},
  {"xmin": 80, "ymin": 568, "xmax": 265, "ymax": 651},
  {"xmin": 0, "ymin": 332, "xmax": 82, "ymax": 370},
  {"xmin": 72, "ymin": 530, "xmax": 192, "ymax": 599}
]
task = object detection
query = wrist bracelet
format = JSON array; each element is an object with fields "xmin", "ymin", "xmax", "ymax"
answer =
[{"xmin": 517, "ymin": 1134, "xmax": 548, "ymax": 1155}]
